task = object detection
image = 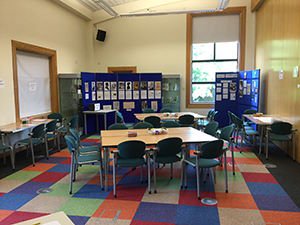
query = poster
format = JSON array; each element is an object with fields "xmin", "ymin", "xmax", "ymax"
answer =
[
  {"xmin": 148, "ymin": 81, "xmax": 154, "ymax": 90},
  {"xmin": 141, "ymin": 101, "xmax": 148, "ymax": 110},
  {"xmin": 97, "ymin": 91, "xmax": 103, "ymax": 100},
  {"xmin": 216, "ymin": 94, "xmax": 222, "ymax": 101},
  {"xmin": 148, "ymin": 90, "xmax": 154, "ymax": 99},
  {"xmin": 91, "ymin": 82, "xmax": 96, "ymax": 92},
  {"xmin": 103, "ymin": 105, "xmax": 112, "ymax": 110},
  {"xmin": 92, "ymin": 92, "xmax": 96, "ymax": 101},
  {"xmin": 216, "ymin": 87, "xmax": 221, "ymax": 93},
  {"xmin": 104, "ymin": 91, "xmax": 110, "ymax": 100},
  {"xmin": 124, "ymin": 102, "xmax": 135, "ymax": 109},
  {"xmin": 113, "ymin": 101, "xmax": 120, "ymax": 110},
  {"xmin": 119, "ymin": 91, "xmax": 125, "ymax": 100},
  {"xmin": 111, "ymin": 82, "xmax": 117, "ymax": 91},
  {"xmin": 126, "ymin": 81, "xmax": 132, "ymax": 91},
  {"xmin": 155, "ymin": 81, "xmax": 161, "ymax": 90},
  {"xmin": 133, "ymin": 81, "xmax": 139, "ymax": 91},
  {"xmin": 126, "ymin": 91, "xmax": 132, "ymax": 100},
  {"xmin": 230, "ymin": 93, "xmax": 236, "ymax": 101},
  {"xmin": 111, "ymin": 91, "xmax": 117, "ymax": 100},
  {"xmin": 84, "ymin": 82, "xmax": 89, "ymax": 92},
  {"xmin": 85, "ymin": 93, "xmax": 89, "ymax": 100},
  {"xmin": 133, "ymin": 91, "xmax": 139, "ymax": 100},
  {"xmin": 141, "ymin": 81, "xmax": 147, "ymax": 90},
  {"xmin": 223, "ymin": 94, "xmax": 228, "ymax": 99},
  {"xmin": 104, "ymin": 81, "xmax": 110, "ymax": 91},
  {"xmin": 155, "ymin": 90, "xmax": 161, "ymax": 99},
  {"xmin": 247, "ymin": 84, "xmax": 251, "ymax": 95},
  {"xmin": 141, "ymin": 90, "xmax": 147, "ymax": 99},
  {"xmin": 97, "ymin": 82, "xmax": 103, "ymax": 91},
  {"xmin": 151, "ymin": 101, "xmax": 158, "ymax": 111},
  {"xmin": 230, "ymin": 82, "xmax": 237, "ymax": 92},
  {"xmin": 118, "ymin": 81, "xmax": 125, "ymax": 100}
]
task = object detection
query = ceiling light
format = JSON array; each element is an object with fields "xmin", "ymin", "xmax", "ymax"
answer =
[{"xmin": 95, "ymin": 0, "xmax": 118, "ymax": 16}]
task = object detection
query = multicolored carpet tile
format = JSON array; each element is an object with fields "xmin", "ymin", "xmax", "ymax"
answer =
[{"xmin": 0, "ymin": 135, "xmax": 299, "ymax": 225}]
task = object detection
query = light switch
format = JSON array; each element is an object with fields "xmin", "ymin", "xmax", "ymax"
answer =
[
  {"xmin": 293, "ymin": 66, "xmax": 299, "ymax": 78},
  {"xmin": 279, "ymin": 70, "xmax": 284, "ymax": 80},
  {"xmin": 0, "ymin": 80, "xmax": 5, "ymax": 88}
]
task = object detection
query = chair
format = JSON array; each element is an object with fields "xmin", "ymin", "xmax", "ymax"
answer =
[
  {"xmin": 160, "ymin": 108, "xmax": 173, "ymax": 113},
  {"xmin": 152, "ymin": 137, "xmax": 183, "ymax": 193},
  {"xmin": 48, "ymin": 113, "xmax": 66, "ymax": 150},
  {"xmin": 178, "ymin": 114, "xmax": 194, "ymax": 127},
  {"xmin": 0, "ymin": 133, "xmax": 14, "ymax": 169},
  {"xmin": 133, "ymin": 122, "xmax": 153, "ymax": 129},
  {"xmin": 198, "ymin": 109, "xmax": 215, "ymax": 129},
  {"xmin": 48, "ymin": 113, "xmax": 64, "ymax": 125},
  {"xmin": 265, "ymin": 122, "xmax": 295, "ymax": 160},
  {"xmin": 144, "ymin": 116, "xmax": 161, "ymax": 128},
  {"xmin": 69, "ymin": 116, "xmax": 79, "ymax": 130},
  {"xmin": 204, "ymin": 121, "xmax": 219, "ymax": 137},
  {"xmin": 14, "ymin": 124, "xmax": 48, "ymax": 166},
  {"xmin": 46, "ymin": 120, "xmax": 58, "ymax": 151},
  {"xmin": 65, "ymin": 135, "xmax": 103, "ymax": 194},
  {"xmin": 116, "ymin": 111, "xmax": 135, "ymax": 129},
  {"xmin": 243, "ymin": 109, "xmax": 257, "ymax": 126},
  {"xmin": 219, "ymin": 125, "xmax": 235, "ymax": 175},
  {"xmin": 161, "ymin": 121, "xmax": 180, "ymax": 128},
  {"xmin": 112, "ymin": 140, "xmax": 148, "ymax": 197},
  {"xmin": 143, "ymin": 108, "xmax": 155, "ymax": 113},
  {"xmin": 182, "ymin": 140, "xmax": 227, "ymax": 199},
  {"xmin": 108, "ymin": 123, "xmax": 128, "ymax": 130}
]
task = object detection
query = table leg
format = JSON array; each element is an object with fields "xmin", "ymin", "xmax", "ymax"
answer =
[
  {"xmin": 104, "ymin": 114, "xmax": 107, "ymax": 130},
  {"xmin": 115, "ymin": 111, "xmax": 117, "ymax": 124},
  {"xmin": 104, "ymin": 147, "xmax": 109, "ymax": 192},
  {"xmin": 84, "ymin": 114, "xmax": 87, "ymax": 135},
  {"xmin": 259, "ymin": 126, "xmax": 264, "ymax": 155}
]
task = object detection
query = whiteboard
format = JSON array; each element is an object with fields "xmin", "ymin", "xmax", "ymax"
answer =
[{"xmin": 17, "ymin": 51, "xmax": 51, "ymax": 118}]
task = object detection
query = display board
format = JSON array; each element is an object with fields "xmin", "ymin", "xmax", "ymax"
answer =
[
  {"xmin": 81, "ymin": 72, "xmax": 162, "ymax": 133},
  {"xmin": 215, "ymin": 69, "xmax": 260, "ymax": 127}
]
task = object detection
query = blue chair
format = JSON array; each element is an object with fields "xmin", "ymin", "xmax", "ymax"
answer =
[
  {"xmin": 219, "ymin": 124, "xmax": 235, "ymax": 175},
  {"xmin": 65, "ymin": 135, "xmax": 103, "ymax": 194},
  {"xmin": 46, "ymin": 120, "xmax": 58, "ymax": 150},
  {"xmin": 204, "ymin": 121, "xmax": 219, "ymax": 137},
  {"xmin": 14, "ymin": 124, "xmax": 48, "ymax": 166},
  {"xmin": 112, "ymin": 140, "xmax": 148, "ymax": 197},
  {"xmin": 0, "ymin": 133, "xmax": 14, "ymax": 169}
]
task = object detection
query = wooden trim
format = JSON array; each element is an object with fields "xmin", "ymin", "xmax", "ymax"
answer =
[
  {"xmin": 251, "ymin": 0, "xmax": 265, "ymax": 12},
  {"xmin": 186, "ymin": 7, "xmax": 246, "ymax": 109},
  {"xmin": 107, "ymin": 66, "xmax": 137, "ymax": 73},
  {"xmin": 11, "ymin": 40, "xmax": 58, "ymax": 122}
]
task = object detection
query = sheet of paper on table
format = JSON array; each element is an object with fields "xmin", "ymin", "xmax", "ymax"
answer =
[
  {"xmin": 254, "ymin": 117, "xmax": 273, "ymax": 123},
  {"xmin": 43, "ymin": 221, "xmax": 61, "ymax": 225}
]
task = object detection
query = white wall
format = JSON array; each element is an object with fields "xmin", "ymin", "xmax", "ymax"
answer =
[
  {"xmin": 90, "ymin": 0, "xmax": 256, "ymax": 114},
  {"xmin": 0, "ymin": 0, "xmax": 89, "ymax": 126}
]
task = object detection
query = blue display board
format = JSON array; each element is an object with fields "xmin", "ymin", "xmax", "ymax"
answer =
[
  {"xmin": 215, "ymin": 69, "xmax": 260, "ymax": 127},
  {"xmin": 81, "ymin": 72, "xmax": 162, "ymax": 134}
]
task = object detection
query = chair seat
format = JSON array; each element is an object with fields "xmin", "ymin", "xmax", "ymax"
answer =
[
  {"xmin": 269, "ymin": 133, "xmax": 292, "ymax": 141},
  {"xmin": 57, "ymin": 127, "xmax": 67, "ymax": 133},
  {"xmin": 47, "ymin": 133, "xmax": 56, "ymax": 139},
  {"xmin": 245, "ymin": 129, "xmax": 258, "ymax": 135},
  {"xmin": 16, "ymin": 138, "xmax": 43, "ymax": 146},
  {"xmin": 80, "ymin": 145, "xmax": 99, "ymax": 154},
  {"xmin": 186, "ymin": 157, "xmax": 221, "ymax": 168},
  {"xmin": 117, "ymin": 158, "xmax": 145, "ymax": 167},
  {"xmin": 155, "ymin": 155, "xmax": 181, "ymax": 164},
  {"xmin": 77, "ymin": 152, "xmax": 101, "ymax": 164},
  {"xmin": 125, "ymin": 123, "xmax": 135, "ymax": 129},
  {"xmin": 0, "ymin": 144, "xmax": 11, "ymax": 151}
]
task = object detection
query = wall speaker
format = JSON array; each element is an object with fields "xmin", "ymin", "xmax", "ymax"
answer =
[{"xmin": 96, "ymin": 29, "xmax": 106, "ymax": 42}]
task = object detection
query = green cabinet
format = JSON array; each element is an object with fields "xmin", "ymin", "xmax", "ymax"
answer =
[{"xmin": 162, "ymin": 75, "xmax": 180, "ymax": 112}]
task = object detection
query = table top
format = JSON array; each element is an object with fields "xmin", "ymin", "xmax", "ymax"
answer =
[
  {"xmin": 243, "ymin": 114, "xmax": 292, "ymax": 126},
  {"xmin": 101, "ymin": 127, "xmax": 217, "ymax": 147},
  {"xmin": 83, "ymin": 109, "xmax": 116, "ymax": 114},
  {"xmin": 134, "ymin": 112, "xmax": 206, "ymax": 121},
  {"xmin": 0, "ymin": 119, "xmax": 52, "ymax": 134},
  {"xmin": 14, "ymin": 211, "xmax": 74, "ymax": 225}
]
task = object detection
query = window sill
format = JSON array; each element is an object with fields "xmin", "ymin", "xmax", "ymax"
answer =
[{"xmin": 186, "ymin": 103, "xmax": 215, "ymax": 109}]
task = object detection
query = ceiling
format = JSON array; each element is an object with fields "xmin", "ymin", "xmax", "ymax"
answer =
[{"xmin": 52, "ymin": 0, "xmax": 230, "ymax": 23}]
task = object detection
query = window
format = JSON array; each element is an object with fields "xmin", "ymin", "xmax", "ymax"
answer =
[{"xmin": 191, "ymin": 42, "xmax": 238, "ymax": 103}]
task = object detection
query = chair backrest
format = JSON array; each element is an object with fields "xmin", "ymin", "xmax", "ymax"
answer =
[
  {"xmin": 243, "ymin": 109, "xmax": 257, "ymax": 115},
  {"xmin": 116, "ymin": 111, "xmax": 124, "ymax": 123},
  {"xmin": 108, "ymin": 123, "xmax": 128, "ymax": 130},
  {"xmin": 32, "ymin": 124, "xmax": 46, "ymax": 138},
  {"xmin": 200, "ymin": 140, "xmax": 224, "ymax": 159},
  {"xmin": 133, "ymin": 122, "xmax": 153, "ymax": 129},
  {"xmin": 227, "ymin": 111, "xmax": 234, "ymax": 124},
  {"xmin": 144, "ymin": 116, "xmax": 161, "ymax": 128},
  {"xmin": 69, "ymin": 128, "xmax": 80, "ymax": 145},
  {"xmin": 48, "ymin": 113, "xmax": 63, "ymax": 123},
  {"xmin": 143, "ymin": 108, "xmax": 155, "ymax": 113},
  {"xmin": 46, "ymin": 120, "xmax": 57, "ymax": 132},
  {"xmin": 232, "ymin": 114, "xmax": 243, "ymax": 129},
  {"xmin": 207, "ymin": 109, "xmax": 214, "ymax": 119},
  {"xmin": 69, "ymin": 116, "xmax": 79, "ymax": 130},
  {"xmin": 210, "ymin": 110, "xmax": 218, "ymax": 121},
  {"xmin": 271, "ymin": 122, "xmax": 292, "ymax": 135},
  {"xmin": 160, "ymin": 108, "xmax": 173, "ymax": 113},
  {"xmin": 219, "ymin": 124, "xmax": 235, "ymax": 142},
  {"xmin": 157, "ymin": 137, "xmax": 183, "ymax": 157},
  {"xmin": 161, "ymin": 121, "xmax": 180, "ymax": 128},
  {"xmin": 178, "ymin": 114, "xmax": 194, "ymax": 126},
  {"xmin": 117, "ymin": 140, "xmax": 146, "ymax": 159},
  {"xmin": 64, "ymin": 135, "xmax": 76, "ymax": 154},
  {"xmin": 204, "ymin": 121, "xmax": 219, "ymax": 136}
]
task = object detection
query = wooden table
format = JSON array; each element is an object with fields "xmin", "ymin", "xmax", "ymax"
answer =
[
  {"xmin": 101, "ymin": 127, "xmax": 217, "ymax": 191},
  {"xmin": 14, "ymin": 211, "xmax": 74, "ymax": 225},
  {"xmin": 134, "ymin": 112, "xmax": 206, "ymax": 121},
  {"xmin": 0, "ymin": 119, "xmax": 53, "ymax": 134}
]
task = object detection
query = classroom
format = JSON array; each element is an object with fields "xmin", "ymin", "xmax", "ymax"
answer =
[{"xmin": 0, "ymin": 0, "xmax": 300, "ymax": 224}]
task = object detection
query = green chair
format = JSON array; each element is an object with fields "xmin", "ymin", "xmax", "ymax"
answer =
[
  {"xmin": 182, "ymin": 140, "xmax": 227, "ymax": 199},
  {"xmin": 219, "ymin": 125, "xmax": 235, "ymax": 175},
  {"xmin": 204, "ymin": 121, "xmax": 219, "ymax": 137},
  {"xmin": 160, "ymin": 108, "xmax": 173, "ymax": 113},
  {"xmin": 143, "ymin": 108, "xmax": 155, "ymax": 113},
  {"xmin": 144, "ymin": 116, "xmax": 161, "ymax": 128},
  {"xmin": 198, "ymin": 109, "xmax": 215, "ymax": 129},
  {"xmin": 152, "ymin": 137, "xmax": 183, "ymax": 193},
  {"xmin": 65, "ymin": 135, "xmax": 103, "ymax": 194},
  {"xmin": 0, "ymin": 133, "xmax": 14, "ymax": 169},
  {"xmin": 133, "ymin": 122, "xmax": 153, "ymax": 129},
  {"xmin": 108, "ymin": 123, "xmax": 128, "ymax": 130},
  {"xmin": 46, "ymin": 120, "xmax": 58, "ymax": 151},
  {"xmin": 161, "ymin": 121, "xmax": 180, "ymax": 128},
  {"xmin": 48, "ymin": 113, "xmax": 64, "ymax": 124},
  {"xmin": 178, "ymin": 114, "xmax": 194, "ymax": 127},
  {"xmin": 116, "ymin": 111, "xmax": 135, "ymax": 129},
  {"xmin": 14, "ymin": 124, "xmax": 48, "ymax": 166},
  {"xmin": 243, "ymin": 109, "xmax": 257, "ymax": 126},
  {"xmin": 69, "ymin": 116, "xmax": 79, "ymax": 130},
  {"xmin": 112, "ymin": 140, "xmax": 148, "ymax": 197},
  {"xmin": 265, "ymin": 122, "xmax": 295, "ymax": 160}
]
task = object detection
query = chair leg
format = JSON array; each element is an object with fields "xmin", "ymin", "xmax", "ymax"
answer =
[
  {"xmin": 265, "ymin": 132, "xmax": 269, "ymax": 160},
  {"xmin": 69, "ymin": 155, "xmax": 74, "ymax": 194},
  {"xmin": 153, "ymin": 160, "xmax": 157, "ymax": 194},
  {"xmin": 3, "ymin": 150, "xmax": 6, "ymax": 165},
  {"xmin": 147, "ymin": 156, "xmax": 151, "ymax": 194},
  {"xmin": 195, "ymin": 157, "xmax": 200, "ymax": 200},
  {"xmin": 57, "ymin": 133, "xmax": 61, "ymax": 151},
  {"xmin": 9, "ymin": 147, "xmax": 15, "ymax": 170},
  {"xmin": 113, "ymin": 155, "xmax": 116, "ymax": 198},
  {"xmin": 45, "ymin": 138, "xmax": 49, "ymax": 160},
  {"xmin": 292, "ymin": 133, "xmax": 296, "ymax": 160},
  {"xmin": 30, "ymin": 141, "xmax": 35, "ymax": 167},
  {"xmin": 99, "ymin": 161, "xmax": 103, "ymax": 190},
  {"xmin": 224, "ymin": 152, "xmax": 228, "ymax": 193},
  {"xmin": 140, "ymin": 165, "xmax": 143, "ymax": 184},
  {"xmin": 230, "ymin": 143, "xmax": 235, "ymax": 176},
  {"xmin": 180, "ymin": 160, "xmax": 184, "ymax": 189},
  {"xmin": 170, "ymin": 163, "xmax": 173, "ymax": 180}
]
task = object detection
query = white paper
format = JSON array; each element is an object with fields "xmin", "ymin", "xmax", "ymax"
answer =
[
  {"xmin": 104, "ymin": 81, "xmax": 110, "ymax": 91},
  {"xmin": 148, "ymin": 90, "xmax": 154, "ymax": 99},
  {"xmin": 104, "ymin": 91, "xmax": 110, "ymax": 100},
  {"xmin": 28, "ymin": 82, "xmax": 37, "ymax": 92},
  {"xmin": 133, "ymin": 81, "xmax": 139, "ymax": 91},
  {"xmin": 118, "ymin": 81, "xmax": 125, "ymax": 90},
  {"xmin": 230, "ymin": 82, "xmax": 237, "ymax": 92},
  {"xmin": 97, "ymin": 91, "xmax": 103, "ymax": 100},
  {"xmin": 216, "ymin": 83, "xmax": 222, "ymax": 87},
  {"xmin": 113, "ymin": 101, "xmax": 120, "ymax": 110},
  {"xmin": 155, "ymin": 90, "xmax": 161, "ymax": 99},
  {"xmin": 92, "ymin": 92, "xmax": 96, "ymax": 101},
  {"xmin": 223, "ymin": 83, "xmax": 228, "ymax": 88},
  {"xmin": 223, "ymin": 94, "xmax": 228, "ymax": 99},
  {"xmin": 85, "ymin": 93, "xmax": 89, "ymax": 100},
  {"xmin": 91, "ymin": 81, "xmax": 96, "ymax": 92},
  {"xmin": 148, "ymin": 81, "xmax": 154, "ymax": 90},
  {"xmin": 141, "ymin": 90, "xmax": 147, "ymax": 99},
  {"xmin": 223, "ymin": 88, "xmax": 228, "ymax": 95},
  {"xmin": 230, "ymin": 93, "xmax": 236, "ymax": 101},
  {"xmin": 118, "ymin": 91, "xmax": 125, "ymax": 100},
  {"xmin": 85, "ymin": 82, "xmax": 89, "ymax": 92},
  {"xmin": 141, "ymin": 81, "xmax": 147, "ymax": 90},
  {"xmin": 111, "ymin": 82, "xmax": 117, "ymax": 91},
  {"xmin": 111, "ymin": 91, "xmax": 117, "ymax": 100},
  {"xmin": 216, "ymin": 94, "xmax": 222, "ymax": 101},
  {"xmin": 103, "ymin": 105, "xmax": 112, "ymax": 110},
  {"xmin": 126, "ymin": 81, "xmax": 132, "ymax": 91},
  {"xmin": 247, "ymin": 84, "xmax": 251, "ymax": 95},
  {"xmin": 151, "ymin": 101, "xmax": 158, "ymax": 111},
  {"xmin": 243, "ymin": 88, "xmax": 247, "ymax": 95},
  {"xmin": 155, "ymin": 81, "xmax": 161, "ymax": 90},
  {"xmin": 126, "ymin": 91, "xmax": 132, "ymax": 99},
  {"xmin": 133, "ymin": 91, "xmax": 139, "ymax": 100},
  {"xmin": 124, "ymin": 101, "xmax": 135, "ymax": 109},
  {"xmin": 216, "ymin": 87, "xmax": 221, "ymax": 93},
  {"xmin": 97, "ymin": 82, "xmax": 103, "ymax": 91}
]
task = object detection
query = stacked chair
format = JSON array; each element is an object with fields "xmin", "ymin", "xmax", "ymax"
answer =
[{"xmin": 0, "ymin": 132, "xmax": 14, "ymax": 169}]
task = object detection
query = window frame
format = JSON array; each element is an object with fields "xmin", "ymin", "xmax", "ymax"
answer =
[{"xmin": 186, "ymin": 7, "xmax": 246, "ymax": 108}]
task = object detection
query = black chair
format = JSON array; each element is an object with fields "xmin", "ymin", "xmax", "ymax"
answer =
[
  {"xmin": 204, "ymin": 121, "xmax": 219, "ymax": 137},
  {"xmin": 161, "ymin": 121, "xmax": 180, "ymax": 128},
  {"xmin": 133, "ymin": 122, "xmax": 153, "ymax": 129},
  {"xmin": 108, "ymin": 123, "xmax": 128, "ymax": 130},
  {"xmin": 144, "ymin": 116, "xmax": 161, "ymax": 128},
  {"xmin": 178, "ymin": 115, "xmax": 194, "ymax": 127}
]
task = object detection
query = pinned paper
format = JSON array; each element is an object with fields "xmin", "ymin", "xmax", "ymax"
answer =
[
  {"xmin": 97, "ymin": 82, "xmax": 103, "ymax": 91},
  {"xmin": 216, "ymin": 87, "xmax": 221, "ymax": 93},
  {"xmin": 151, "ymin": 101, "xmax": 158, "ymax": 111},
  {"xmin": 133, "ymin": 91, "xmax": 139, "ymax": 99},
  {"xmin": 155, "ymin": 90, "xmax": 161, "ymax": 99},
  {"xmin": 113, "ymin": 101, "xmax": 120, "ymax": 110},
  {"xmin": 124, "ymin": 101, "xmax": 135, "ymax": 109},
  {"xmin": 141, "ymin": 101, "xmax": 148, "ymax": 110},
  {"xmin": 230, "ymin": 93, "xmax": 236, "ymax": 101},
  {"xmin": 216, "ymin": 94, "xmax": 222, "ymax": 101},
  {"xmin": 118, "ymin": 81, "xmax": 125, "ymax": 90},
  {"xmin": 91, "ymin": 82, "xmax": 96, "ymax": 92},
  {"xmin": 92, "ymin": 92, "xmax": 96, "ymax": 101},
  {"xmin": 141, "ymin": 90, "xmax": 147, "ymax": 99},
  {"xmin": 97, "ymin": 91, "xmax": 103, "ymax": 100},
  {"xmin": 111, "ymin": 82, "xmax": 117, "ymax": 91},
  {"xmin": 126, "ymin": 91, "xmax": 132, "ymax": 99},
  {"xmin": 104, "ymin": 91, "xmax": 110, "ymax": 100},
  {"xmin": 85, "ymin": 82, "xmax": 89, "ymax": 92},
  {"xmin": 133, "ymin": 81, "xmax": 139, "ymax": 91},
  {"xmin": 103, "ymin": 105, "xmax": 112, "ymax": 110},
  {"xmin": 126, "ymin": 81, "xmax": 132, "ymax": 91},
  {"xmin": 118, "ymin": 91, "xmax": 125, "ymax": 100},
  {"xmin": 85, "ymin": 93, "xmax": 89, "ymax": 100},
  {"xmin": 104, "ymin": 82, "xmax": 110, "ymax": 91},
  {"xmin": 111, "ymin": 91, "xmax": 117, "ymax": 100},
  {"xmin": 148, "ymin": 81, "xmax": 154, "ymax": 90},
  {"xmin": 148, "ymin": 90, "xmax": 154, "ymax": 99},
  {"xmin": 155, "ymin": 81, "xmax": 161, "ymax": 90}
]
